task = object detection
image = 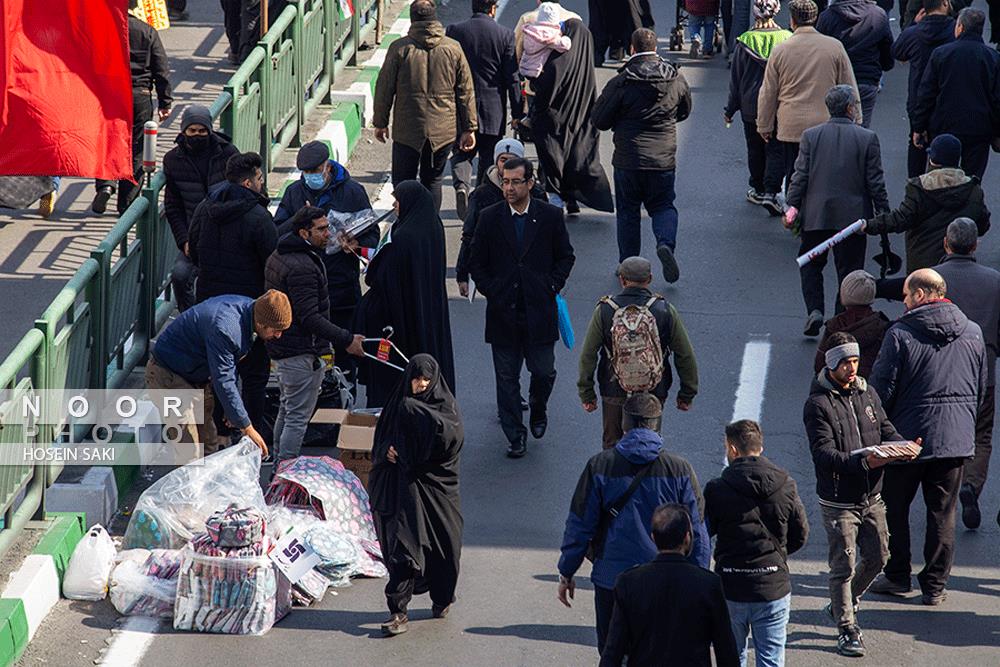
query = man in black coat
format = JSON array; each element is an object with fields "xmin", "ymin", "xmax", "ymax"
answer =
[
  {"xmin": 592, "ymin": 28, "xmax": 691, "ymax": 283},
  {"xmin": 785, "ymin": 85, "xmax": 889, "ymax": 336},
  {"xmin": 817, "ymin": 0, "xmax": 894, "ymax": 127},
  {"xmin": 910, "ymin": 8, "xmax": 1000, "ymax": 180},
  {"xmin": 869, "ymin": 269, "xmax": 987, "ymax": 604},
  {"xmin": 189, "ymin": 152, "xmax": 278, "ymax": 440},
  {"xmin": 92, "ymin": 4, "xmax": 172, "ymax": 216},
  {"xmin": 803, "ymin": 331, "xmax": 913, "ymax": 655},
  {"xmin": 891, "ymin": 0, "xmax": 955, "ymax": 177},
  {"xmin": 446, "ymin": 0, "xmax": 522, "ymax": 217},
  {"xmin": 264, "ymin": 206, "xmax": 365, "ymax": 468},
  {"xmin": 274, "ymin": 141, "xmax": 378, "ymax": 393},
  {"xmin": 704, "ymin": 420, "xmax": 809, "ymax": 666},
  {"xmin": 162, "ymin": 104, "xmax": 239, "ymax": 312},
  {"xmin": 469, "ymin": 157, "xmax": 575, "ymax": 458},
  {"xmin": 600, "ymin": 503, "xmax": 739, "ymax": 667}
]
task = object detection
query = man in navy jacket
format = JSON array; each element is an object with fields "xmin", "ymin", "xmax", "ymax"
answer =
[{"xmin": 557, "ymin": 393, "xmax": 710, "ymax": 655}]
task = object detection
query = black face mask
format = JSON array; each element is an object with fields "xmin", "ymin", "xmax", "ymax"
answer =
[{"xmin": 184, "ymin": 134, "xmax": 209, "ymax": 153}]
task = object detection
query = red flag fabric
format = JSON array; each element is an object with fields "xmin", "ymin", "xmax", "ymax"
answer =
[{"xmin": 0, "ymin": 0, "xmax": 132, "ymax": 180}]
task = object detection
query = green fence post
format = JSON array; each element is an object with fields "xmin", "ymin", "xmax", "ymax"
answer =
[
  {"xmin": 349, "ymin": 0, "xmax": 361, "ymax": 65},
  {"xmin": 88, "ymin": 243, "xmax": 110, "ymax": 390},
  {"xmin": 138, "ymin": 183, "xmax": 158, "ymax": 363},
  {"xmin": 294, "ymin": 1, "xmax": 306, "ymax": 142}
]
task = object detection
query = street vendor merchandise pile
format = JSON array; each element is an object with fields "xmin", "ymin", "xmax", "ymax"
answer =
[{"xmin": 91, "ymin": 439, "xmax": 384, "ymax": 634}]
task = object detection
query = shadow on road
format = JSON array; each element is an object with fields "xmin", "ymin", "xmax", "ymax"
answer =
[{"xmin": 464, "ymin": 623, "xmax": 597, "ymax": 647}]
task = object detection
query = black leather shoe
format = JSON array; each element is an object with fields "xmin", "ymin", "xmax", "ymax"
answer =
[
  {"xmin": 529, "ymin": 407, "xmax": 547, "ymax": 439},
  {"xmin": 507, "ymin": 436, "xmax": 527, "ymax": 458},
  {"xmin": 91, "ymin": 186, "xmax": 113, "ymax": 215}
]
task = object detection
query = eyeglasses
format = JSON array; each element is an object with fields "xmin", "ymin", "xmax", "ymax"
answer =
[{"xmin": 501, "ymin": 178, "xmax": 529, "ymax": 186}]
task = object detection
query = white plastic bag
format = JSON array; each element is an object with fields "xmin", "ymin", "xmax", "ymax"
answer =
[
  {"xmin": 122, "ymin": 439, "xmax": 265, "ymax": 550},
  {"xmin": 63, "ymin": 525, "xmax": 117, "ymax": 600},
  {"xmin": 109, "ymin": 550, "xmax": 181, "ymax": 619}
]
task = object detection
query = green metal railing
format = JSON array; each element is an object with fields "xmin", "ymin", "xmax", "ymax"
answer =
[{"xmin": 0, "ymin": 0, "xmax": 391, "ymax": 557}]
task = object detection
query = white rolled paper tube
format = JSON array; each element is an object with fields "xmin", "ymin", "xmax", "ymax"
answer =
[
  {"xmin": 796, "ymin": 220, "xmax": 865, "ymax": 267},
  {"xmin": 142, "ymin": 121, "xmax": 158, "ymax": 173}
]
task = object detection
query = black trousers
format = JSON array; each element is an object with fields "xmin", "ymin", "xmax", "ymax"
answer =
[
  {"xmin": 220, "ymin": 0, "xmax": 242, "ymax": 54},
  {"xmin": 882, "ymin": 457, "xmax": 964, "ymax": 595},
  {"xmin": 906, "ymin": 130, "xmax": 928, "ymax": 179},
  {"xmin": 212, "ymin": 335, "xmax": 271, "ymax": 437},
  {"xmin": 392, "ymin": 140, "xmax": 452, "ymax": 212},
  {"xmin": 96, "ymin": 91, "xmax": 153, "ymax": 214},
  {"xmin": 954, "ymin": 135, "xmax": 990, "ymax": 181},
  {"xmin": 964, "ymin": 384, "xmax": 996, "ymax": 496},
  {"xmin": 171, "ymin": 251, "xmax": 198, "ymax": 313},
  {"xmin": 798, "ymin": 229, "xmax": 867, "ymax": 316},
  {"xmin": 330, "ymin": 305, "xmax": 358, "ymax": 399},
  {"xmin": 384, "ymin": 553, "xmax": 459, "ymax": 615},
  {"xmin": 490, "ymin": 331, "xmax": 556, "ymax": 444},
  {"xmin": 763, "ymin": 139, "xmax": 798, "ymax": 195},
  {"xmin": 741, "ymin": 118, "xmax": 767, "ymax": 192},
  {"xmin": 990, "ymin": 0, "xmax": 1000, "ymax": 44},
  {"xmin": 450, "ymin": 132, "xmax": 500, "ymax": 194},
  {"xmin": 594, "ymin": 584, "xmax": 615, "ymax": 655}
]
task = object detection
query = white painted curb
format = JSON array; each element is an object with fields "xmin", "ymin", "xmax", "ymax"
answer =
[{"xmin": 2, "ymin": 554, "xmax": 60, "ymax": 641}]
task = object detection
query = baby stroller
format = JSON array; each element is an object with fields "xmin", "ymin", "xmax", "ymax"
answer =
[{"xmin": 669, "ymin": 0, "xmax": 726, "ymax": 55}]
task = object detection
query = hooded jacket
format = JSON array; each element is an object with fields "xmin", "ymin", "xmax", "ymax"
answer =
[
  {"xmin": 264, "ymin": 232, "xmax": 353, "ymax": 360},
  {"xmin": 373, "ymin": 21, "xmax": 478, "ymax": 152},
  {"xmin": 816, "ymin": 0, "xmax": 894, "ymax": 86},
  {"xmin": 910, "ymin": 33, "xmax": 1000, "ymax": 139},
  {"xmin": 703, "ymin": 456, "xmax": 809, "ymax": 602},
  {"xmin": 591, "ymin": 54, "xmax": 692, "ymax": 171},
  {"xmin": 272, "ymin": 161, "xmax": 378, "ymax": 311},
  {"xmin": 864, "ymin": 168, "xmax": 990, "ymax": 272},
  {"xmin": 188, "ymin": 181, "xmax": 277, "ymax": 302},
  {"xmin": 725, "ymin": 27, "xmax": 792, "ymax": 122},
  {"xmin": 871, "ymin": 301, "xmax": 987, "ymax": 459},
  {"xmin": 890, "ymin": 14, "xmax": 955, "ymax": 117},
  {"xmin": 162, "ymin": 131, "xmax": 239, "ymax": 250},
  {"xmin": 558, "ymin": 428, "xmax": 710, "ymax": 590},
  {"xmin": 814, "ymin": 305, "xmax": 891, "ymax": 378},
  {"xmin": 804, "ymin": 372, "xmax": 902, "ymax": 505}
]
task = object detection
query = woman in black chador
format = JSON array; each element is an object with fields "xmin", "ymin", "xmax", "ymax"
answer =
[
  {"xmin": 369, "ymin": 354, "xmax": 464, "ymax": 636},
  {"xmin": 355, "ymin": 181, "xmax": 455, "ymax": 407}
]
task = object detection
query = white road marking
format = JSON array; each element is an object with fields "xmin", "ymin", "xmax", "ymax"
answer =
[
  {"xmin": 372, "ymin": 173, "xmax": 394, "ymax": 214},
  {"xmin": 496, "ymin": 0, "xmax": 511, "ymax": 19},
  {"xmin": 726, "ymin": 335, "xmax": 772, "ymax": 467},
  {"xmin": 98, "ymin": 616, "xmax": 162, "ymax": 666}
]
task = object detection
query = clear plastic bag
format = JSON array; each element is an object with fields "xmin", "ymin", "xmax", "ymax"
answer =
[
  {"xmin": 63, "ymin": 525, "xmax": 117, "ymax": 600},
  {"xmin": 325, "ymin": 208, "xmax": 378, "ymax": 254},
  {"xmin": 123, "ymin": 439, "xmax": 265, "ymax": 550},
  {"xmin": 109, "ymin": 551, "xmax": 180, "ymax": 619}
]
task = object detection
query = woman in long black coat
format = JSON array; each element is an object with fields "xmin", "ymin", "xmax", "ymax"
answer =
[
  {"xmin": 531, "ymin": 19, "xmax": 614, "ymax": 214},
  {"xmin": 355, "ymin": 181, "xmax": 455, "ymax": 407},
  {"xmin": 369, "ymin": 354, "xmax": 464, "ymax": 635}
]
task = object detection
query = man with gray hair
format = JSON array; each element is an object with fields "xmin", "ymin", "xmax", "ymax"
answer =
[
  {"xmin": 785, "ymin": 84, "xmax": 889, "ymax": 336},
  {"xmin": 910, "ymin": 7, "xmax": 1000, "ymax": 179},
  {"xmin": 869, "ymin": 268, "xmax": 987, "ymax": 604},
  {"xmin": 932, "ymin": 218, "xmax": 1000, "ymax": 529}
]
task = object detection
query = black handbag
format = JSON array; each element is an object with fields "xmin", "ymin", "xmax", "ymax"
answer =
[{"xmin": 586, "ymin": 455, "xmax": 658, "ymax": 562}]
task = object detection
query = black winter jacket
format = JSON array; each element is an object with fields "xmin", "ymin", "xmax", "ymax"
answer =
[
  {"xmin": 816, "ymin": 0, "xmax": 894, "ymax": 86},
  {"xmin": 725, "ymin": 28, "xmax": 791, "ymax": 122},
  {"xmin": 162, "ymin": 132, "xmax": 239, "ymax": 250},
  {"xmin": 189, "ymin": 182, "xmax": 277, "ymax": 301},
  {"xmin": 804, "ymin": 372, "xmax": 903, "ymax": 506},
  {"xmin": 264, "ymin": 233, "xmax": 352, "ymax": 359},
  {"xmin": 703, "ymin": 456, "xmax": 809, "ymax": 602},
  {"xmin": 870, "ymin": 300, "xmax": 987, "ymax": 459},
  {"xmin": 891, "ymin": 14, "xmax": 955, "ymax": 118},
  {"xmin": 273, "ymin": 162, "xmax": 378, "ymax": 310},
  {"xmin": 455, "ymin": 166, "xmax": 547, "ymax": 283},
  {"xmin": 864, "ymin": 167, "xmax": 990, "ymax": 272},
  {"xmin": 911, "ymin": 33, "xmax": 1000, "ymax": 139},
  {"xmin": 591, "ymin": 55, "xmax": 691, "ymax": 171},
  {"xmin": 128, "ymin": 15, "xmax": 172, "ymax": 108}
]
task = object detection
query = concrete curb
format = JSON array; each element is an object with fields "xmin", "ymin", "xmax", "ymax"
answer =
[{"xmin": 0, "ymin": 513, "xmax": 85, "ymax": 666}]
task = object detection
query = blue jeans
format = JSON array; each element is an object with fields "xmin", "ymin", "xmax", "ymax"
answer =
[
  {"xmin": 727, "ymin": 593, "xmax": 791, "ymax": 667},
  {"xmin": 687, "ymin": 15, "xmax": 717, "ymax": 52},
  {"xmin": 614, "ymin": 168, "xmax": 678, "ymax": 262}
]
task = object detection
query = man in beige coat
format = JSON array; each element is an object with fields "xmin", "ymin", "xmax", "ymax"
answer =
[
  {"xmin": 756, "ymin": 0, "xmax": 859, "ymax": 215},
  {"xmin": 374, "ymin": 0, "xmax": 478, "ymax": 212}
]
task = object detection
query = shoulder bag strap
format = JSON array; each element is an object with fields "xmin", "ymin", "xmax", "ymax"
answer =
[{"xmin": 607, "ymin": 455, "xmax": 658, "ymax": 518}]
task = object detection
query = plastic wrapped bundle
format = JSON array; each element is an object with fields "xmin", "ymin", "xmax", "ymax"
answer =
[
  {"xmin": 109, "ymin": 549, "xmax": 182, "ymax": 619},
  {"xmin": 123, "ymin": 440, "xmax": 266, "ymax": 550}
]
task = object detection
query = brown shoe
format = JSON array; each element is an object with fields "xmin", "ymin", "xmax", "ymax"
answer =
[
  {"xmin": 432, "ymin": 603, "xmax": 451, "ymax": 619},
  {"xmin": 381, "ymin": 613, "xmax": 408, "ymax": 636}
]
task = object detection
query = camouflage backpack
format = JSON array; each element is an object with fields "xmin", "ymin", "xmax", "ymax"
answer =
[{"xmin": 603, "ymin": 295, "xmax": 664, "ymax": 393}]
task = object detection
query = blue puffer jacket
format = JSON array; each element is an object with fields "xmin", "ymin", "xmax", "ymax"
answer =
[
  {"xmin": 558, "ymin": 429, "xmax": 710, "ymax": 590},
  {"xmin": 870, "ymin": 300, "xmax": 987, "ymax": 459}
]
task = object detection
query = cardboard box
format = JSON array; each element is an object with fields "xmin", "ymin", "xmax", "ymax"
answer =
[{"xmin": 311, "ymin": 409, "xmax": 377, "ymax": 487}]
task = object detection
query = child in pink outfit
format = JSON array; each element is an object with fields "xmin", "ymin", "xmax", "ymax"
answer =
[{"xmin": 519, "ymin": 2, "xmax": 571, "ymax": 79}]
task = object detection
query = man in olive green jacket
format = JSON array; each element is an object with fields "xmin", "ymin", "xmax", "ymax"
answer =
[
  {"xmin": 578, "ymin": 257, "xmax": 699, "ymax": 449},
  {"xmin": 373, "ymin": 0, "xmax": 478, "ymax": 212}
]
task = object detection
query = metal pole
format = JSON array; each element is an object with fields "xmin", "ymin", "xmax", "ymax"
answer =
[
  {"xmin": 262, "ymin": 0, "xmax": 269, "ymax": 37},
  {"xmin": 375, "ymin": 0, "xmax": 384, "ymax": 43},
  {"xmin": 142, "ymin": 120, "xmax": 158, "ymax": 188}
]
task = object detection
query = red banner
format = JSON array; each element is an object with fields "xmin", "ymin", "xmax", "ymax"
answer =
[{"xmin": 0, "ymin": 0, "xmax": 132, "ymax": 179}]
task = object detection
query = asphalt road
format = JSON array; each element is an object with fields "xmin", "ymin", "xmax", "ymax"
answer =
[{"xmin": 20, "ymin": 0, "xmax": 1000, "ymax": 665}]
